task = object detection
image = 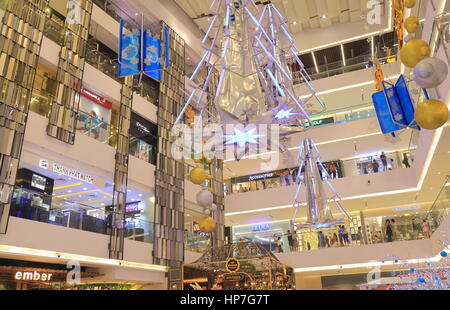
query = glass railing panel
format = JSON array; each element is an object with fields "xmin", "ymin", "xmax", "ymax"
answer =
[
  {"xmin": 10, "ymin": 187, "xmax": 154, "ymax": 244},
  {"xmin": 232, "ymin": 208, "xmax": 449, "ymax": 254},
  {"xmin": 226, "ymin": 150, "xmax": 414, "ymax": 195},
  {"xmin": 185, "ymin": 232, "xmax": 211, "ymax": 253}
]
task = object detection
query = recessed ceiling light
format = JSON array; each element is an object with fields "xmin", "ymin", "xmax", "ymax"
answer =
[
  {"xmin": 127, "ymin": 190, "xmax": 131, "ymax": 193},
  {"xmin": 83, "ymin": 188, "xmax": 88, "ymax": 191},
  {"xmin": 131, "ymin": 198, "xmax": 135, "ymax": 201},
  {"xmin": 293, "ymin": 21, "xmax": 297, "ymax": 25},
  {"xmin": 138, "ymin": 194, "xmax": 143, "ymax": 197},
  {"xmin": 322, "ymin": 15, "xmax": 326, "ymax": 19},
  {"xmin": 68, "ymin": 190, "xmax": 72, "ymax": 193}
]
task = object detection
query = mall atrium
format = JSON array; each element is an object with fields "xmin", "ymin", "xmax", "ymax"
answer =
[{"xmin": 0, "ymin": 0, "xmax": 448, "ymax": 292}]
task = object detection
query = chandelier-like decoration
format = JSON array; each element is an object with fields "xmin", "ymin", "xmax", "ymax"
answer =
[
  {"xmin": 292, "ymin": 139, "xmax": 350, "ymax": 230},
  {"xmin": 174, "ymin": 0, "xmax": 325, "ymax": 131}
]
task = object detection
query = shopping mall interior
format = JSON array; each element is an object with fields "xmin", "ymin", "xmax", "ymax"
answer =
[{"xmin": 0, "ymin": 0, "xmax": 448, "ymax": 292}]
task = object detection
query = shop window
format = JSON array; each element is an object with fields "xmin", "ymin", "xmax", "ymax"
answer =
[{"xmin": 129, "ymin": 112, "xmax": 158, "ymax": 165}]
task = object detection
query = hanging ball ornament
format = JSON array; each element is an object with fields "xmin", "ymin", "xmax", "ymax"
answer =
[
  {"xmin": 414, "ymin": 57, "xmax": 448, "ymax": 88},
  {"xmin": 404, "ymin": 16, "xmax": 419, "ymax": 33},
  {"xmin": 414, "ymin": 99, "xmax": 449, "ymax": 130},
  {"xmin": 405, "ymin": 0, "xmax": 416, "ymax": 8},
  {"xmin": 189, "ymin": 168, "xmax": 208, "ymax": 185},
  {"xmin": 400, "ymin": 40, "xmax": 431, "ymax": 68},
  {"xmin": 198, "ymin": 216, "xmax": 217, "ymax": 233},
  {"xmin": 196, "ymin": 189, "xmax": 214, "ymax": 207}
]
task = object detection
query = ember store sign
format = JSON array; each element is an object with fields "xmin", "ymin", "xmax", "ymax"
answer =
[
  {"xmin": 15, "ymin": 271, "xmax": 53, "ymax": 282},
  {"xmin": 81, "ymin": 88, "xmax": 112, "ymax": 110}
]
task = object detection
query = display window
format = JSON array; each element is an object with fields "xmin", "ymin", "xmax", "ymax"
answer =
[
  {"xmin": 76, "ymin": 88, "xmax": 113, "ymax": 142},
  {"xmin": 129, "ymin": 112, "xmax": 158, "ymax": 165}
]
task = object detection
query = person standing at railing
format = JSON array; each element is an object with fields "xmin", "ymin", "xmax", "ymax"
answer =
[
  {"xmin": 292, "ymin": 231, "xmax": 299, "ymax": 252},
  {"xmin": 372, "ymin": 159, "xmax": 379, "ymax": 174},
  {"xmin": 385, "ymin": 219, "xmax": 393, "ymax": 242},
  {"xmin": 286, "ymin": 230, "xmax": 294, "ymax": 252},
  {"xmin": 422, "ymin": 219, "xmax": 430, "ymax": 239},
  {"xmin": 380, "ymin": 152, "xmax": 388, "ymax": 171},
  {"xmin": 402, "ymin": 153, "xmax": 411, "ymax": 168},
  {"xmin": 390, "ymin": 219, "xmax": 397, "ymax": 241}
]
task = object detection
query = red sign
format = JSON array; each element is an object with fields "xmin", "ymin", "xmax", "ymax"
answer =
[{"xmin": 81, "ymin": 88, "xmax": 112, "ymax": 109}]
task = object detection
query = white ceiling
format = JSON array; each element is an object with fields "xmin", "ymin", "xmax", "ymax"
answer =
[{"xmin": 174, "ymin": 0, "xmax": 387, "ymax": 33}]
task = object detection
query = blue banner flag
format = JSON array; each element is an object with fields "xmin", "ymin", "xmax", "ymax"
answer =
[
  {"xmin": 118, "ymin": 20, "xmax": 141, "ymax": 78},
  {"xmin": 118, "ymin": 18, "xmax": 170, "ymax": 82},
  {"xmin": 143, "ymin": 30, "xmax": 162, "ymax": 81}
]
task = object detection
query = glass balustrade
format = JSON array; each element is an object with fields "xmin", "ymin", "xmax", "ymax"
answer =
[
  {"xmin": 225, "ymin": 150, "xmax": 415, "ymax": 195},
  {"xmin": 185, "ymin": 232, "xmax": 211, "ymax": 253},
  {"xmin": 292, "ymin": 52, "xmax": 398, "ymax": 85},
  {"xmin": 10, "ymin": 187, "xmax": 155, "ymax": 244},
  {"xmin": 233, "ymin": 207, "xmax": 449, "ymax": 255}
]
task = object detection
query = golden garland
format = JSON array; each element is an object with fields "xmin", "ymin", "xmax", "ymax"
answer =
[
  {"xmin": 374, "ymin": 58, "xmax": 385, "ymax": 92},
  {"xmin": 392, "ymin": 0, "xmax": 405, "ymax": 47}
]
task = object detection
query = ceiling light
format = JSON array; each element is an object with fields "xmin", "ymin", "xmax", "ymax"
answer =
[
  {"xmin": 322, "ymin": 15, "xmax": 326, "ymax": 19},
  {"xmin": 127, "ymin": 189, "xmax": 131, "ymax": 193},
  {"xmin": 83, "ymin": 188, "xmax": 88, "ymax": 191},
  {"xmin": 293, "ymin": 21, "xmax": 297, "ymax": 25},
  {"xmin": 67, "ymin": 190, "xmax": 72, "ymax": 193},
  {"xmin": 138, "ymin": 194, "xmax": 143, "ymax": 197}
]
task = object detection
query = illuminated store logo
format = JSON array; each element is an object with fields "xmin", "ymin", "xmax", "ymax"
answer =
[
  {"xmin": 53, "ymin": 164, "xmax": 94, "ymax": 184},
  {"xmin": 392, "ymin": 206, "xmax": 421, "ymax": 212},
  {"xmin": 248, "ymin": 173, "xmax": 274, "ymax": 181},
  {"xmin": 15, "ymin": 271, "xmax": 53, "ymax": 282},
  {"xmin": 39, "ymin": 159, "xmax": 49, "ymax": 170},
  {"xmin": 136, "ymin": 122, "xmax": 150, "ymax": 134},
  {"xmin": 251, "ymin": 224, "xmax": 270, "ymax": 232},
  {"xmin": 81, "ymin": 88, "xmax": 112, "ymax": 110}
]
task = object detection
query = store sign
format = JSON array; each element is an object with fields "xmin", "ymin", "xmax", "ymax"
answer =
[
  {"xmin": 81, "ymin": 88, "xmax": 112, "ymax": 110},
  {"xmin": 136, "ymin": 121, "xmax": 150, "ymax": 135},
  {"xmin": 15, "ymin": 271, "xmax": 53, "ymax": 282},
  {"xmin": 225, "ymin": 258, "xmax": 240, "ymax": 273},
  {"xmin": 305, "ymin": 117, "xmax": 335, "ymax": 128},
  {"xmin": 251, "ymin": 224, "xmax": 270, "ymax": 232},
  {"xmin": 53, "ymin": 163, "xmax": 94, "ymax": 184},
  {"xmin": 224, "ymin": 273, "xmax": 245, "ymax": 281},
  {"xmin": 248, "ymin": 173, "xmax": 274, "ymax": 181},
  {"xmin": 392, "ymin": 206, "xmax": 421, "ymax": 212}
]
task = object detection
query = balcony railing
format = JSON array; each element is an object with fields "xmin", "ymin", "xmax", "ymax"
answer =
[
  {"xmin": 233, "ymin": 207, "xmax": 449, "ymax": 254},
  {"xmin": 225, "ymin": 150, "xmax": 415, "ymax": 195},
  {"xmin": 10, "ymin": 187, "xmax": 155, "ymax": 244},
  {"xmin": 292, "ymin": 51, "xmax": 398, "ymax": 85}
]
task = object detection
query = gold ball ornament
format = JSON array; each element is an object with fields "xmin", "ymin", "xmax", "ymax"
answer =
[
  {"xmin": 194, "ymin": 158, "xmax": 201, "ymax": 164},
  {"xmin": 198, "ymin": 216, "xmax": 217, "ymax": 233},
  {"xmin": 400, "ymin": 40, "xmax": 431, "ymax": 68},
  {"xmin": 414, "ymin": 99, "xmax": 449, "ymax": 130},
  {"xmin": 189, "ymin": 168, "xmax": 208, "ymax": 185},
  {"xmin": 404, "ymin": 16, "xmax": 419, "ymax": 33},
  {"xmin": 208, "ymin": 187, "xmax": 214, "ymax": 193},
  {"xmin": 205, "ymin": 158, "xmax": 213, "ymax": 164},
  {"xmin": 405, "ymin": 0, "xmax": 416, "ymax": 8}
]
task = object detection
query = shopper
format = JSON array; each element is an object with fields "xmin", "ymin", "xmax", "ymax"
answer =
[
  {"xmin": 422, "ymin": 219, "xmax": 430, "ymax": 238},
  {"xmin": 385, "ymin": 219, "xmax": 393, "ymax": 242},
  {"xmin": 372, "ymin": 159, "xmax": 379, "ymax": 173},
  {"xmin": 338, "ymin": 225, "xmax": 344, "ymax": 246},
  {"xmin": 318, "ymin": 231, "xmax": 326, "ymax": 248},
  {"xmin": 292, "ymin": 231, "xmax": 299, "ymax": 252},
  {"xmin": 330, "ymin": 163, "xmax": 338, "ymax": 179},
  {"xmin": 402, "ymin": 153, "xmax": 411, "ymax": 168},
  {"xmin": 307, "ymin": 242, "xmax": 311, "ymax": 251},
  {"xmin": 286, "ymin": 230, "xmax": 294, "ymax": 252},
  {"xmin": 342, "ymin": 226, "xmax": 350, "ymax": 245},
  {"xmin": 331, "ymin": 233, "xmax": 338, "ymax": 247},
  {"xmin": 411, "ymin": 218, "xmax": 420, "ymax": 239},
  {"xmin": 391, "ymin": 219, "xmax": 397, "ymax": 241},
  {"xmin": 276, "ymin": 236, "xmax": 284, "ymax": 253},
  {"xmin": 380, "ymin": 152, "xmax": 388, "ymax": 171},
  {"xmin": 389, "ymin": 158, "xmax": 395, "ymax": 170}
]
